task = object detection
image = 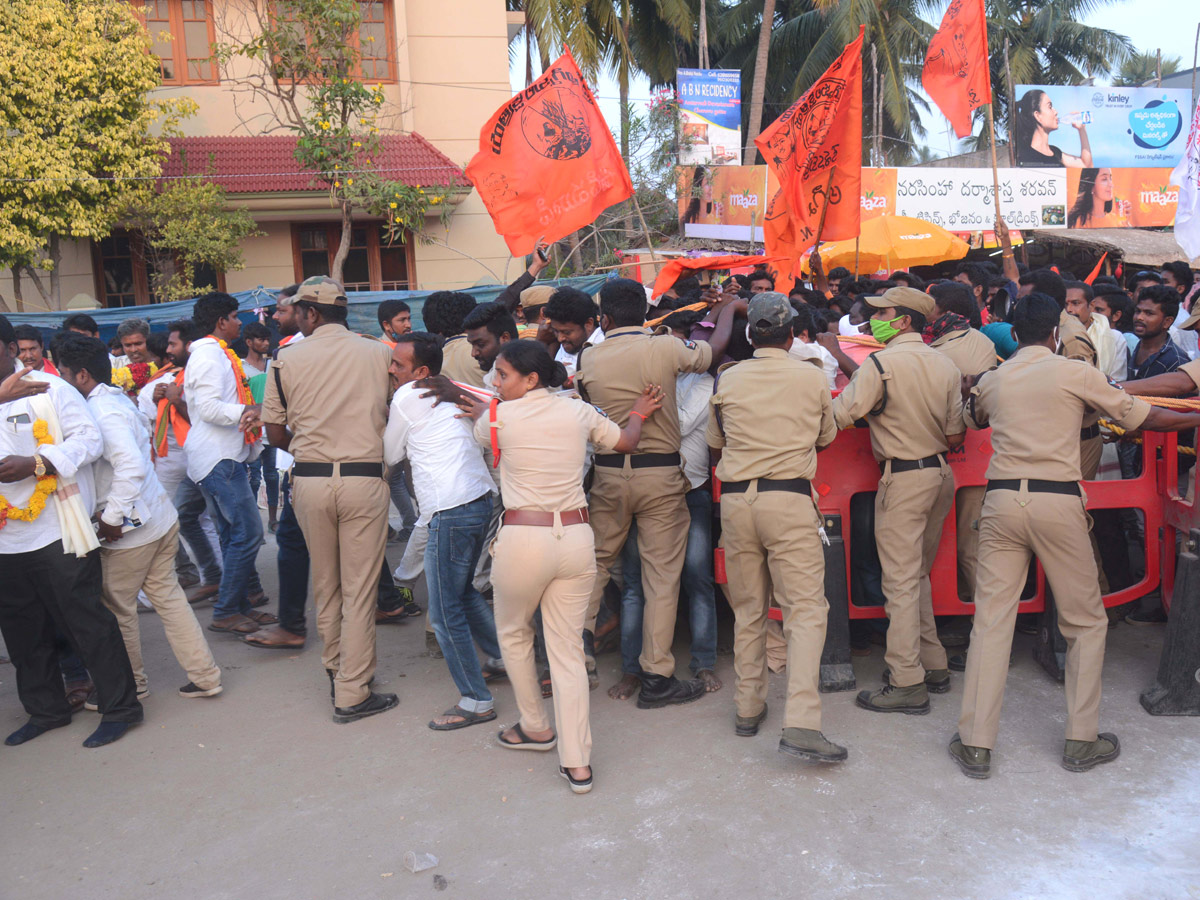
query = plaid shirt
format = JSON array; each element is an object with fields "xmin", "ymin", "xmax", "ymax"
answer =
[{"xmin": 1128, "ymin": 336, "xmax": 1188, "ymax": 380}]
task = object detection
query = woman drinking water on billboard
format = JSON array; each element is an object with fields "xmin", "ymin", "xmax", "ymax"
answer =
[{"xmin": 1015, "ymin": 88, "xmax": 1093, "ymax": 168}]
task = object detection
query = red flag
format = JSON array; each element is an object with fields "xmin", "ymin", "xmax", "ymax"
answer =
[
  {"xmin": 922, "ymin": 0, "xmax": 992, "ymax": 139},
  {"xmin": 466, "ymin": 49, "xmax": 634, "ymax": 255},
  {"xmin": 651, "ymin": 254, "xmax": 784, "ymax": 299},
  {"xmin": 755, "ymin": 27, "xmax": 864, "ymax": 286}
]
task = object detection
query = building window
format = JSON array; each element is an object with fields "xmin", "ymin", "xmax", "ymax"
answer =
[
  {"xmin": 137, "ymin": 0, "xmax": 218, "ymax": 85},
  {"xmin": 270, "ymin": 0, "xmax": 396, "ymax": 82},
  {"xmin": 93, "ymin": 231, "xmax": 226, "ymax": 307},
  {"xmin": 291, "ymin": 222, "xmax": 413, "ymax": 291}
]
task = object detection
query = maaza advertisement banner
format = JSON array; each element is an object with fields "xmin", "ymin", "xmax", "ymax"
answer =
[
  {"xmin": 678, "ymin": 165, "xmax": 1180, "ymax": 239},
  {"xmin": 1014, "ymin": 85, "xmax": 1192, "ymax": 169},
  {"xmin": 677, "ymin": 69, "xmax": 742, "ymax": 166}
]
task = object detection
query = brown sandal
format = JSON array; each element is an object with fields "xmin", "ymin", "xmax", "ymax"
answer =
[
  {"xmin": 244, "ymin": 610, "xmax": 278, "ymax": 626},
  {"xmin": 243, "ymin": 625, "xmax": 305, "ymax": 649},
  {"xmin": 209, "ymin": 614, "xmax": 260, "ymax": 634}
]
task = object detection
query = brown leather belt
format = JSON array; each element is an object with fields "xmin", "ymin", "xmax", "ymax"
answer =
[{"xmin": 503, "ymin": 508, "xmax": 590, "ymax": 527}]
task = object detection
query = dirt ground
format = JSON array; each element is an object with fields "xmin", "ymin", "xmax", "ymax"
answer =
[{"xmin": 2, "ymin": 533, "xmax": 1199, "ymax": 900}]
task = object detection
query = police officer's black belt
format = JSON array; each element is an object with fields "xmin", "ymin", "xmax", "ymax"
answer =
[
  {"xmin": 1080, "ymin": 424, "xmax": 1101, "ymax": 440},
  {"xmin": 594, "ymin": 452, "xmax": 681, "ymax": 469},
  {"xmin": 292, "ymin": 462, "xmax": 383, "ymax": 478},
  {"xmin": 720, "ymin": 477, "xmax": 811, "ymax": 495},
  {"xmin": 881, "ymin": 453, "xmax": 946, "ymax": 474},
  {"xmin": 986, "ymin": 479, "xmax": 1081, "ymax": 496}
]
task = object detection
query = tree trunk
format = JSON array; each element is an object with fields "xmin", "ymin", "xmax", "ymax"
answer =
[
  {"xmin": 524, "ymin": 13, "xmax": 533, "ymax": 87},
  {"xmin": 48, "ymin": 234, "xmax": 62, "ymax": 310},
  {"xmin": 620, "ymin": 0, "xmax": 633, "ymax": 239},
  {"xmin": 742, "ymin": 0, "xmax": 776, "ymax": 165},
  {"xmin": 330, "ymin": 203, "xmax": 353, "ymax": 284},
  {"xmin": 698, "ymin": 0, "xmax": 708, "ymax": 69},
  {"xmin": 20, "ymin": 265, "xmax": 51, "ymax": 308},
  {"xmin": 5, "ymin": 268, "xmax": 19, "ymax": 312}
]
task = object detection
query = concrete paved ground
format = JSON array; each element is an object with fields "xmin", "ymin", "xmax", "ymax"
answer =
[{"xmin": 2, "ymin": 534, "xmax": 1199, "ymax": 900}]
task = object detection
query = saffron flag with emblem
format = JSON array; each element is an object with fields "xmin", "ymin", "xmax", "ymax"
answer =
[
  {"xmin": 922, "ymin": 0, "xmax": 992, "ymax": 139},
  {"xmin": 466, "ymin": 48, "xmax": 634, "ymax": 255},
  {"xmin": 755, "ymin": 27, "xmax": 864, "ymax": 289},
  {"xmin": 1169, "ymin": 99, "xmax": 1200, "ymax": 259}
]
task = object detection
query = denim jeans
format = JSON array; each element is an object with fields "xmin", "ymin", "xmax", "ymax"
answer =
[
  {"xmin": 388, "ymin": 463, "xmax": 417, "ymax": 530},
  {"xmin": 615, "ymin": 488, "xmax": 717, "ymax": 675},
  {"xmin": 174, "ymin": 478, "xmax": 223, "ymax": 586},
  {"xmin": 425, "ymin": 494, "xmax": 501, "ymax": 711},
  {"xmin": 198, "ymin": 459, "xmax": 265, "ymax": 619},
  {"xmin": 249, "ymin": 446, "xmax": 280, "ymax": 509}
]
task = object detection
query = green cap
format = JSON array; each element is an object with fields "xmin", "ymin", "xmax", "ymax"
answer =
[
  {"xmin": 747, "ymin": 291, "xmax": 795, "ymax": 330},
  {"xmin": 294, "ymin": 276, "xmax": 348, "ymax": 307}
]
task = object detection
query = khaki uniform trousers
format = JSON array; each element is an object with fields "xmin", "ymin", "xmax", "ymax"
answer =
[
  {"xmin": 955, "ymin": 486, "xmax": 985, "ymax": 604},
  {"xmin": 722, "ymin": 487, "xmax": 828, "ymax": 730},
  {"xmin": 586, "ymin": 464, "xmax": 690, "ymax": 677},
  {"xmin": 100, "ymin": 523, "xmax": 221, "ymax": 693},
  {"xmin": 492, "ymin": 521, "xmax": 596, "ymax": 768},
  {"xmin": 875, "ymin": 463, "xmax": 954, "ymax": 687},
  {"xmin": 959, "ymin": 487, "xmax": 1108, "ymax": 748},
  {"xmin": 292, "ymin": 473, "xmax": 389, "ymax": 708},
  {"xmin": 1079, "ymin": 435, "xmax": 1110, "ymax": 593}
]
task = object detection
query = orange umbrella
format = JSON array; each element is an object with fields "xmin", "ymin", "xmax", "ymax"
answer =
[{"xmin": 800, "ymin": 215, "xmax": 969, "ymax": 275}]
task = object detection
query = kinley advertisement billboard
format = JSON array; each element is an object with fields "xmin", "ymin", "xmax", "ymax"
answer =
[{"xmin": 677, "ymin": 164, "xmax": 1180, "ymax": 240}]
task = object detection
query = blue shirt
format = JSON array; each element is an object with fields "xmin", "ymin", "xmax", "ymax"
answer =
[{"xmin": 1128, "ymin": 336, "xmax": 1188, "ymax": 380}]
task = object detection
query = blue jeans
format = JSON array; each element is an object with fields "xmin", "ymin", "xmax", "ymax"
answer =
[
  {"xmin": 249, "ymin": 446, "xmax": 280, "ymax": 509},
  {"xmin": 425, "ymin": 494, "xmax": 500, "ymax": 711},
  {"xmin": 198, "ymin": 459, "xmax": 265, "ymax": 619},
  {"xmin": 616, "ymin": 488, "xmax": 717, "ymax": 675},
  {"xmin": 174, "ymin": 478, "xmax": 223, "ymax": 586},
  {"xmin": 388, "ymin": 463, "xmax": 417, "ymax": 530}
]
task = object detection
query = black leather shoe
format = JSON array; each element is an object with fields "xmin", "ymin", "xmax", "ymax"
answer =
[
  {"xmin": 332, "ymin": 691, "xmax": 398, "ymax": 724},
  {"xmin": 948, "ymin": 653, "xmax": 967, "ymax": 672},
  {"xmin": 734, "ymin": 703, "xmax": 768, "ymax": 736},
  {"xmin": 636, "ymin": 674, "xmax": 705, "ymax": 710}
]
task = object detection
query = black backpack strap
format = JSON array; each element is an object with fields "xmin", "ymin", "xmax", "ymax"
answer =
[
  {"xmin": 273, "ymin": 364, "xmax": 287, "ymax": 411},
  {"xmin": 868, "ymin": 353, "xmax": 888, "ymax": 417}
]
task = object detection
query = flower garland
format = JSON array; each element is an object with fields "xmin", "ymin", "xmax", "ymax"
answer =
[
  {"xmin": 0, "ymin": 420, "xmax": 58, "ymax": 531},
  {"xmin": 112, "ymin": 361, "xmax": 159, "ymax": 396},
  {"xmin": 210, "ymin": 336, "xmax": 261, "ymax": 445}
]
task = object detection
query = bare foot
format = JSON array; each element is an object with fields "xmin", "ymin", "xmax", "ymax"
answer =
[
  {"xmin": 697, "ymin": 669, "xmax": 723, "ymax": 692},
  {"xmin": 607, "ymin": 673, "xmax": 640, "ymax": 700}
]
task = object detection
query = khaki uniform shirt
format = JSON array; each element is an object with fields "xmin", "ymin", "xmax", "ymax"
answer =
[
  {"xmin": 931, "ymin": 327, "xmax": 998, "ymax": 378},
  {"xmin": 474, "ymin": 388, "xmax": 621, "ymax": 512},
  {"xmin": 1058, "ymin": 310, "xmax": 1097, "ymax": 365},
  {"xmin": 575, "ymin": 326, "xmax": 712, "ymax": 455},
  {"xmin": 1182, "ymin": 359, "xmax": 1200, "ymax": 390},
  {"xmin": 966, "ymin": 345, "xmax": 1151, "ymax": 481},
  {"xmin": 707, "ymin": 348, "xmax": 837, "ymax": 483},
  {"xmin": 261, "ymin": 324, "xmax": 392, "ymax": 463},
  {"xmin": 442, "ymin": 335, "xmax": 486, "ymax": 388},
  {"xmin": 832, "ymin": 332, "xmax": 965, "ymax": 461}
]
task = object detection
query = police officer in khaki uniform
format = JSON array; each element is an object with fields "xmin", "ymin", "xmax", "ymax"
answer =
[
  {"xmin": 575, "ymin": 278, "xmax": 713, "ymax": 709},
  {"xmin": 261, "ymin": 277, "xmax": 398, "ymax": 723},
  {"xmin": 832, "ymin": 286, "xmax": 964, "ymax": 714},
  {"xmin": 708, "ymin": 293, "xmax": 847, "ymax": 763},
  {"xmin": 950, "ymin": 293, "xmax": 1200, "ymax": 777}
]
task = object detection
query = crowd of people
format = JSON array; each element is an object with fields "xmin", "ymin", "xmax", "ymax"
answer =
[{"xmin": 1, "ymin": 243, "xmax": 1198, "ymax": 789}]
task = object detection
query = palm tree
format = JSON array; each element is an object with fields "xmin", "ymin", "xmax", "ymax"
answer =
[
  {"xmin": 742, "ymin": 0, "xmax": 776, "ymax": 164},
  {"xmin": 1114, "ymin": 51, "xmax": 1181, "ymax": 87}
]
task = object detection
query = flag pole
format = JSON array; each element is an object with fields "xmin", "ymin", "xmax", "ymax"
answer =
[
  {"xmin": 986, "ymin": 100, "xmax": 1019, "ymax": 280},
  {"xmin": 812, "ymin": 168, "xmax": 837, "ymax": 247}
]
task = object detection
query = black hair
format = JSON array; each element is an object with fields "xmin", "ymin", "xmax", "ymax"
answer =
[
  {"xmin": 242, "ymin": 321, "xmax": 271, "ymax": 342},
  {"xmin": 1019, "ymin": 268, "xmax": 1066, "ymax": 306},
  {"xmin": 278, "ymin": 283, "xmax": 300, "ymax": 301},
  {"xmin": 166, "ymin": 318, "xmax": 203, "ymax": 343},
  {"xmin": 599, "ymin": 278, "xmax": 648, "ymax": 328},
  {"xmin": 0, "ymin": 313, "xmax": 15, "ymax": 346},
  {"xmin": 748, "ymin": 269, "xmax": 774, "ymax": 286},
  {"xmin": 727, "ymin": 313, "xmax": 753, "ymax": 360},
  {"xmin": 1162, "ymin": 261, "xmax": 1195, "ymax": 293},
  {"xmin": 147, "ymin": 331, "xmax": 170, "ymax": 361},
  {"xmin": 955, "ymin": 263, "xmax": 990, "ymax": 296},
  {"xmin": 890, "ymin": 271, "xmax": 926, "ymax": 290},
  {"xmin": 1138, "ymin": 284, "xmax": 1181, "ymax": 323},
  {"xmin": 839, "ymin": 279, "xmax": 871, "ymax": 297},
  {"xmin": 545, "ymin": 287, "xmax": 599, "ymax": 327},
  {"xmin": 496, "ymin": 339, "xmax": 568, "ymax": 388},
  {"xmin": 422, "ymin": 291, "xmax": 478, "ymax": 338},
  {"xmin": 462, "ymin": 301, "xmax": 518, "ymax": 343},
  {"xmin": 61, "ymin": 313, "xmax": 99, "ymax": 335},
  {"xmin": 54, "ymin": 333, "xmax": 112, "ymax": 385},
  {"xmin": 1092, "ymin": 275, "xmax": 1119, "ymax": 288},
  {"xmin": 1131, "ymin": 270, "xmax": 1162, "ymax": 289},
  {"xmin": 294, "ymin": 300, "xmax": 348, "ymax": 325},
  {"xmin": 790, "ymin": 302, "xmax": 816, "ymax": 339},
  {"xmin": 731, "ymin": 273, "xmax": 751, "ymax": 291},
  {"xmin": 1015, "ymin": 89, "xmax": 1049, "ymax": 151},
  {"xmin": 116, "ymin": 317, "xmax": 150, "ymax": 340},
  {"xmin": 1065, "ymin": 281, "xmax": 1094, "ymax": 302},
  {"xmin": 1012, "ymin": 292, "xmax": 1061, "ymax": 344},
  {"xmin": 1093, "ymin": 289, "xmax": 1134, "ymax": 331},
  {"xmin": 661, "ymin": 309, "xmax": 704, "ymax": 335},
  {"xmin": 670, "ymin": 276, "xmax": 701, "ymax": 296},
  {"xmin": 827, "ymin": 266, "xmax": 851, "ymax": 282},
  {"xmin": 1068, "ymin": 169, "xmax": 1112, "ymax": 228},
  {"xmin": 377, "ymin": 298, "xmax": 411, "ymax": 327},
  {"xmin": 750, "ymin": 322, "xmax": 792, "ymax": 346},
  {"xmin": 894, "ymin": 306, "xmax": 928, "ymax": 333},
  {"xmin": 193, "ymin": 291, "xmax": 240, "ymax": 335},
  {"xmin": 13, "ymin": 324, "xmax": 43, "ymax": 346},
  {"xmin": 394, "ymin": 331, "xmax": 443, "ymax": 375},
  {"xmin": 928, "ymin": 282, "xmax": 981, "ymax": 328}
]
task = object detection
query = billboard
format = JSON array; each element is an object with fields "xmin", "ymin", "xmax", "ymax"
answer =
[
  {"xmin": 1014, "ymin": 85, "xmax": 1192, "ymax": 169},
  {"xmin": 893, "ymin": 167, "xmax": 1068, "ymax": 229},
  {"xmin": 678, "ymin": 165, "xmax": 767, "ymax": 240},
  {"xmin": 677, "ymin": 69, "xmax": 742, "ymax": 166},
  {"xmin": 1064, "ymin": 167, "xmax": 1179, "ymax": 228}
]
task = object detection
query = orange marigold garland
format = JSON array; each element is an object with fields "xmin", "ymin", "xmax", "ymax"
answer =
[
  {"xmin": 0, "ymin": 420, "xmax": 58, "ymax": 531},
  {"xmin": 210, "ymin": 336, "xmax": 261, "ymax": 445}
]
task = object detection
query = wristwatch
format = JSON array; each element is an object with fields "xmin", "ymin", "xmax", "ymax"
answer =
[{"xmin": 33, "ymin": 454, "xmax": 46, "ymax": 478}]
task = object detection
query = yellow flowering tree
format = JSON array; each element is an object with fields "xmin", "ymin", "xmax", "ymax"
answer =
[
  {"xmin": 0, "ymin": 0, "xmax": 194, "ymax": 310},
  {"xmin": 215, "ymin": 0, "xmax": 452, "ymax": 284}
]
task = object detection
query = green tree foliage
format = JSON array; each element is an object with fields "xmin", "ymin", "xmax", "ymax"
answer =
[{"xmin": 1113, "ymin": 51, "xmax": 1181, "ymax": 87}]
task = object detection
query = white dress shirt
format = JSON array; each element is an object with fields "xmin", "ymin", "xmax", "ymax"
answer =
[
  {"xmin": 383, "ymin": 381, "xmax": 496, "ymax": 525},
  {"xmin": 182, "ymin": 337, "xmax": 260, "ymax": 482},
  {"xmin": 1170, "ymin": 323, "xmax": 1199, "ymax": 362},
  {"xmin": 556, "ymin": 326, "xmax": 605, "ymax": 380},
  {"xmin": 138, "ymin": 369, "xmax": 189, "ymax": 496},
  {"xmin": 0, "ymin": 371, "xmax": 102, "ymax": 554},
  {"xmin": 788, "ymin": 340, "xmax": 840, "ymax": 390},
  {"xmin": 677, "ymin": 371, "xmax": 714, "ymax": 490},
  {"xmin": 87, "ymin": 383, "xmax": 177, "ymax": 551}
]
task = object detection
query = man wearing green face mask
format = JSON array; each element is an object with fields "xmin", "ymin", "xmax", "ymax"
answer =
[{"xmin": 832, "ymin": 287, "xmax": 965, "ymax": 715}]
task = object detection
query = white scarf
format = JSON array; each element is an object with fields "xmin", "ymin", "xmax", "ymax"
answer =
[
  {"xmin": 26, "ymin": 391, "xmax": 100, "ymax": 558},
  {"xmin": 1086, "ymin": 312, "xmax": 1115, "ymax": 378}
]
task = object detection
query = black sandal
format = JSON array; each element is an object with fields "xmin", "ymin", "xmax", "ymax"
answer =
[
  {"xmin": 497, "ymin": 722, "xmax": 557, "ymax": 751},
  {"xmin": 428, "ymin": 705, "xmax": 497, "ymax": 731}
]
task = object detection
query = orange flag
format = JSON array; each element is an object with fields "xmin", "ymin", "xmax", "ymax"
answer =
[
  {"xmin": 922, "ymin": 0, "xmax": 992, "ymax": 139},
  {"xmin": 651, "ymin": 254, "xmax": 785, "ymax": 298},
  {"xmin": 1084, "ymin": 251, "xmax": 1108, "ymax": 285},
  {"xmin": 755, "ymin": 27, "xmax": 864, "ymax": 288},
  {"xmin": 466, "ymin": 49, "xmax": 634, "ymax": 255}
]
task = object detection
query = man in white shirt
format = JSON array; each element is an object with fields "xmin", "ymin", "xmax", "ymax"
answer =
[
  {"xmin": 1066, "ymin": 281, "xmax": 1128, "ymax": 381},
  {"xmin": 384, "ymin": 332, "xmax": 504, "ymax": 730},
  {"xmin": 786, "ymin": 303, "xmax": 840, "ymax": 390},
  {"xmin": 0, "ymin": 315, "xmax": 143, "ymax": 748},
  {"xmin": 185, "ymin": 292, "xmax": 273, "ymax": 636},
  {"xmin": 55, "ymin": 334, "xmax": 223, "ymax": 703},
  {"xmin": 544, "ymin": 287, "xmax": 605, "ymax": 383}
]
